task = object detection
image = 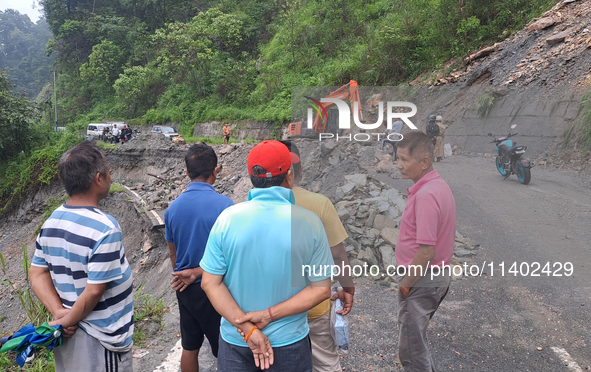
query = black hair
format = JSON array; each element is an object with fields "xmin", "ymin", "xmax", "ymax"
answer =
[
  {"xmin": 397, "ymin": 130, "xmax": 434, "ymax": 161},
  {"xmin": 250, "ymin": 166, "xmax": 287, "ymax": 188},
  {"xmin": 185, "ymin": 143, "xmax": 217, "ymax": 180},
  {"xmin": 278, "ymin": 140, "xmax": 301, "ymax": 180},
  {"xmin": 58, "ymin": 141, "xmax": 109, "ymax": 196}
]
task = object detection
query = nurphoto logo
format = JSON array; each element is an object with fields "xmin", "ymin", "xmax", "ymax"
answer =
[{"xmin": 290, "ymin": 83, "xmax": 419, "ymax": 142}]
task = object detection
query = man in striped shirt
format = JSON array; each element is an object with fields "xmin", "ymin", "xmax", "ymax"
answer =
[{"xmin": 29, "ymin": 141, "xmax": 134, "ymax": 372}]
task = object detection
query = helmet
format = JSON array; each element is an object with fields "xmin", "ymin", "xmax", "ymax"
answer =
[
  {"xmin": 436, "ymin": 115, "xmax": 443, "ymax": 121},
  {"xmin": 428, "ymin": 115, "xmax": 436, "ymax": 121}
]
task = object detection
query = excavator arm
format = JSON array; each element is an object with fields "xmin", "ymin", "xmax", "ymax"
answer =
[
  {"xmin": 312, "ymin": 80, "xmax": 362, "ymax": 134},
  {"xmin": 289, "ymin": 80, "xmax": 362, "ymax": 136}
]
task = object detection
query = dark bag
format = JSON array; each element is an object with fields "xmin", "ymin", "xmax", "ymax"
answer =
[{"xmin": 426, "ymin": 121, "xmax": 440, "ymax": 138}]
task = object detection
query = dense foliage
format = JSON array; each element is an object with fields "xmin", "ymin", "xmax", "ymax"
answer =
[
  {"xmin": 0, "ymin": 71, "xmax": 40, "ymax": 160},
  {"xmin": 37, "ymin": 0, "xmax": 558, "ymax": 135},
  {"xmin": 0, "ymin": 10, "xmax": 54, "ymax": 97},
  {"xmin": 0, "ymin": 71, "xmax": 80, "ymax": 215}
]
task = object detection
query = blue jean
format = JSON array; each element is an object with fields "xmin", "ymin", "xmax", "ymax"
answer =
[
  {"xmin": 217, "ymin": 335, "xmax": 312, "ymax": 372},
  {"xmin": 380, "ymin": 139, "xmax": 398, "ymax": 160}
]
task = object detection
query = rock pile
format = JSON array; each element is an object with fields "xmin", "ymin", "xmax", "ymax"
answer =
[{"xmin": 115, "ymin": 138, "xmax": 479, "ymax": 280}]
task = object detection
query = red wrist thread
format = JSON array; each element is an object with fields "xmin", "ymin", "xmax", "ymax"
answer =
[{"xmin": 268, "ymin": 307, "xmax": 276, "ymax": 322}]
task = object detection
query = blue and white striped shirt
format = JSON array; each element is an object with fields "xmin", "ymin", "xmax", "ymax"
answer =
[{"xmin": 32, "ymin": 204, "xmax": 134, "ymax": 352}]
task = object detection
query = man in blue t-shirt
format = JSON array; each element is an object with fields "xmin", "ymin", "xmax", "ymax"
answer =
[
  {"xmin": 165, "ymin": 143, "xmax": 234, "ymax": 372},
  {"xmin": 201, "ymin": 140, "xmax": 334, "ymax": 372}
]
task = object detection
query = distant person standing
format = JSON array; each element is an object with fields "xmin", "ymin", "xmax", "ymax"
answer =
[
  {"xmin": 380, "ymin": 120, "xmax": 403, "ymax": 161},
  {"xmin": 29, "ymin": 141, "xmax": 134, "ymax": 372},
  {"xmin": 425, "ymin": 115, "xmax": 439, "ymax": 147},
  {"xmin": 395, "ymin": 131, "xmax": 456, "ymax": 371},
  {"xmin": 112, "ymin": 124, "xmax": 120, "ymax": 144},
  {"xmin": 102, "ymin": 126, "xmax": 110, "ymax": 141},
  {"xmin": 222, "ymin": 123, "xmax": 231, "ymax": 144},
  {"xmin": 165, "ymin": 143, "xmax": 234, "ymax": 372},
  {"xmin": 120, "ymin": 125, "xmax": 127, "ymax": 144},
  {"xmin": 433, "ymin": 115, "xmax": 446, "ymax": 162}
]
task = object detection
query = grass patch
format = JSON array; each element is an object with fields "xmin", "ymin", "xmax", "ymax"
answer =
[
  {"xmin": 580, "ymin": 91, "xmax": 591, "ymax": 152},
  {"xmin": 0, "ymin": 349, "xmax": 54, "ymax": 372},
  {"xmin": 0, "ymin": 247, "xmax": 53, "ymax": 371},
  {"xmin": 477, "ymin": 91, "xmax": 496, "ymax": 118},
  {"xmin": 184, "ymin": 136, "xmax": 257, "ymax": 145},
  {"xmin": 133, "ymin": 284, "xmax": 166, "ymax": 345},
  {"xmin": 109, "ymin": 183, "xmax": 125, "ymax": 193},
  {"xmin": 96, "ymin": 141, "xmax": 118, "ymax": 150}
]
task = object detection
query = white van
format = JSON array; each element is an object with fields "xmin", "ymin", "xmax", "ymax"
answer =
[{"xmin": 87, "ymin": 123, "xmax": 112, "ymax": 138}]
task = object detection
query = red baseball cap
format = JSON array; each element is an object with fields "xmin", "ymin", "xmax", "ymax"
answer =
[{"xmin": 248, "ymin": 140, "xmax": 292, "ymax": 178}]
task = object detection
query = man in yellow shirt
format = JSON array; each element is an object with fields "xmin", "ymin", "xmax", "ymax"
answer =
[{"xmin": 282, "ymin": 140, "xmax": 355, "ymax": 372}]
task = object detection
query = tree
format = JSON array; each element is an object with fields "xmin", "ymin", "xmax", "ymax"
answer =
[
  {"xmin": 0, "ymin": 10, "xmax": 54, "ymax": 97},
  {"xmin": 0, "ymin": 71, "xmax": 39, "ymax": 160}
]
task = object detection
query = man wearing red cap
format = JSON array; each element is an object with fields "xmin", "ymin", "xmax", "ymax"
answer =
[{"xmin": 201, "ymin": 140, "xmax": 334, "ymax": 372}]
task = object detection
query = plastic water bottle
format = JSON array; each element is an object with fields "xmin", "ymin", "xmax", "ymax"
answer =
[{"xmin": 333, "ymin": 298, "xmax": 350, "ymax": 352}]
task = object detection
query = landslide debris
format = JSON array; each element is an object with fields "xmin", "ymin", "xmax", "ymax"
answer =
[{"xmin": 414, "ymin": 0, "xmax": 591, "ymax": 88}]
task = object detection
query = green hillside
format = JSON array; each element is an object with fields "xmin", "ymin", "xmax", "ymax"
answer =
[
  {"xmin": 2, "ymin": 0, "xmax": 579, "ymax": 215},
  {"xmin": 41, "ymin": 0, "xmax": 557, "ymax": 136}
]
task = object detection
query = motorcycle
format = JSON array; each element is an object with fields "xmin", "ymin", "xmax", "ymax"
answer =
[{"xmin": 489, "ymin": 124, "xmax": 534, "ymax": 185}]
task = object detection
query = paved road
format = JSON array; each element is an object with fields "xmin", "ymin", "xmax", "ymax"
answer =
[{"xmin": 370, "ymin": 154, "xmax": 591, "ymax": 371}]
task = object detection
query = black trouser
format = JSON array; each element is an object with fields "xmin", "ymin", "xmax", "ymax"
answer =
[{"xmin": 176, "ymin": 282, "xmax": 221, "ymax": 355}]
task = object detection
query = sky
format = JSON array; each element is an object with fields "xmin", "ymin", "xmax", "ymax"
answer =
[{"xmin": 0, "ymin": 0, "xmax": 42, "ymax": 22}]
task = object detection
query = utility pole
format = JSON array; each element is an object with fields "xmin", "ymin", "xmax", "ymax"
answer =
[{"xmin": 54, "ymin": 70, "xmax": 58, "ymax": 132}]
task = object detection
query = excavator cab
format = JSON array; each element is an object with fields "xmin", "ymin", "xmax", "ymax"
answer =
[{"xmin": 288, "ymin": 109, "xmax": 341, "ymax": 137}]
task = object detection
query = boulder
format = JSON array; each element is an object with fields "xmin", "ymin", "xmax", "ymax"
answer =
[
  {"xmin": 219, "ymin": 144, "xmax": 234, "ymax": 154},
  {"xmin": 454, "ymin": 248, "xmax": 475, "ymax": 258},
  {"xmin": 321, "ymin": 141, "xmax": 337, "ymax": 156},
  {"xmin": 381, "ymin": 188, "xmax": 407, "ymax": 209},
  {"xmin": 376, "ymin": 161, "xmax": 397, "ymax": 173},
  {"xmin": 344, "ymin": 174, "xmax": 367, "ymax": 187},
  {"xmin": 526, "ymin": 17, "xmax": 556, "ymax": 32},
  {"xmin": 373, "ymin": 214, "xmax": 386, "ymax": 231},
  {"xmin": 380, "ymin": 227, "xmax": 400, "ymax": 246},
  {"xmin": 336, "ymin": 206, "xmax": 350, "ymax": 221},
  {"xmin": 335, "ymin": 182, "xmax": 356, "ymax": 201},
  {"xmin": 365, "ymin": 209, "xmax": 378, "ymax": 227},
  {"xmin": 546, "ymin": 27, "xmax": 576, "ymax": 45},
  {"xmin": 363, "ymin": 248, "xmax": 379, "ymax": 267},
  {"xmin": 379, "ymin": 245, "xmax": 396, "ymax": 268}
]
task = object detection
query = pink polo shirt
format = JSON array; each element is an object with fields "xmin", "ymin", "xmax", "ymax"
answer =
[{"xmin": 395, "ymin": 169, "xmax": 456, "ymax": 268}]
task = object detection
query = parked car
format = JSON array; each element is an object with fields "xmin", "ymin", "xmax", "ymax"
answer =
[
  {"xmin": 151, "ymin": 125, "xmax": 179, "ymax": 138},
  {"xmin": 87, "ymin": 123, "xmax": 112, "ymax": 139}
]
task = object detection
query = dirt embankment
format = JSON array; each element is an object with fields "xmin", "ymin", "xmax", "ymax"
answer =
[{"xmin": 406, "ymin": 0, "xmax": 591, "ymax": 171}]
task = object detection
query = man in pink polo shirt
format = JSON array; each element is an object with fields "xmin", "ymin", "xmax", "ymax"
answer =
[{"xmin": 395, "ymin": 130, "xmax": 456, "ymax": 371}]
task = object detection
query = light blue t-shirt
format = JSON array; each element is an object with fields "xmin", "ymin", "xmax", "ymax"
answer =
[{"xmin": 200, "ymin": 186, "xmax": 333, "ymax": 347}]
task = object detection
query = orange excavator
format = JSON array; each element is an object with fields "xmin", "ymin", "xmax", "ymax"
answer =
[{"xmin": 289, "ymin": 80, "xmax": 362, "ymax": 137}]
